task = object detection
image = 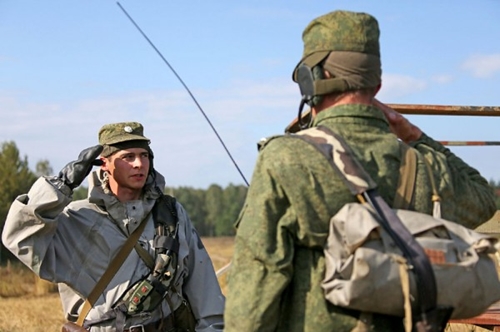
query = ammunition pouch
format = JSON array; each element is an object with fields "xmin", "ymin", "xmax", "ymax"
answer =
[{"xmin": 116, "ymin": 277, "xmax": 169, "ymax": 315}]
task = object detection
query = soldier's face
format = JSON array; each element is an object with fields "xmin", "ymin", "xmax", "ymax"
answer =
[{"xmin": 102, "ymin": 148, "xmax": 150, "ymax": 196}]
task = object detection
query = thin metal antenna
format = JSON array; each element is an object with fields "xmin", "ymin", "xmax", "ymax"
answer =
[{"xmin": 116, "ymin": 2, "xmax": 249, "ymax": 186}]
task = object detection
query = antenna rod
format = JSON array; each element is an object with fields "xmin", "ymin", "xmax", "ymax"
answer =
[{"xmin": 116, "ymin": 2, "xmax": 249, "ymax": 186}]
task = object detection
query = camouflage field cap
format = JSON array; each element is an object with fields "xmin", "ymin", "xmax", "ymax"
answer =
[
  {"xmin": 293, "ymin": 10, "xmax": 380, "ymax": 80},
  {"xmin": 98, "ymin": 121, "xmax": 150, "ymax": 146},
  {"xmin": 98, "ymin": 122, "xmax": 151, "ymax": 157}
]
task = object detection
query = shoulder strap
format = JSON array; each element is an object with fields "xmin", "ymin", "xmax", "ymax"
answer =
[
  {"xmin": 123, "ymin": 193, "xmax": 180, "ymax": 272},
  {"xmin": 153, "ymin": 193, "xmax": 178, "ymax": 232},
  {"xmin": 76, "ymin": 209, "xmax": 152, "ymax": 326},
  {"xmin": 393, "ymin": 143, "xmax": 442, "ymax": 217},
  {"xmin": 421, "ymin": 155, "xmax": 442, "ymax": 218},
  {"xmin": 151, "ymin": 193, "xmax": 180, "ymax": 282},
  {"xmin": 393, "ymin": 143, "xmax": 417, "ymax": 210}
]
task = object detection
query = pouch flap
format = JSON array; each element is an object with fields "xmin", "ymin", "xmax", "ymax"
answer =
[{"xmin": 330, "ymin": 203, "xmax": 381, "ymax": 253}]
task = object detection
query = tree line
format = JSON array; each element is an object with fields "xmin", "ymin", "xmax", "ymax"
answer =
[{"xmin": 0, "ymin": 141, "xmax": 247, "ymax": 263}]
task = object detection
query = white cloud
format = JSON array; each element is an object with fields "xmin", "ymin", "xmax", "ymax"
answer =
[
  {"xmin": 461, "ymin": 54, "xmax": 500, "ymax": 78},
  {"xmin": 377, "ymin": 74, "xmax": 427, "ymax": 100},
  {"xmin": 431, "ymin": 74, "xmax": 454, "ymax": 84}
]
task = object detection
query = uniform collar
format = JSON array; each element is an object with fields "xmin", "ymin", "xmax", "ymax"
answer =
[{"xmin": 312, "ymin": 103, "xmax": 389, "ymax": 127}]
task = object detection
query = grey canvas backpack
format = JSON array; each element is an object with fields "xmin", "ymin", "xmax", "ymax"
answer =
[{"xmin": 292, "ymin": 125, "xmax": 500, "ymax": 332}]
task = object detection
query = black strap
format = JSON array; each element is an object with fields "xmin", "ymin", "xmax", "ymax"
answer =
[{"xmin": 151, "ymin": 192, "xmax": 180, "ymax": 279}]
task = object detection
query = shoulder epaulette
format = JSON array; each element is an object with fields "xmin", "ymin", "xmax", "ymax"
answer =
[{"xmin": 256, "ymin": 135, "xmax": 285, "ymax": 151}]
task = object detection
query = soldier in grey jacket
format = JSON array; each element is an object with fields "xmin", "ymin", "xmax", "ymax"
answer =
[{"xmin": 2, "ymin": 122, "xmax": 225, "ymax": 332}]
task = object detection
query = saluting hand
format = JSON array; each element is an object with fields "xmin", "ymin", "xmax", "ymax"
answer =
[
  {"xmin": 58, "ymin": 145, "xmax": 103, "ymax": 190},
  {"xmin": 373, "ymin": 99, "xmax": 422, "ymax": 144}
]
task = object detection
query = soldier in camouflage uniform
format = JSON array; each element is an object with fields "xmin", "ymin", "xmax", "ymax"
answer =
[
  {"xmin": 2, "ymin": 122, "xmax": 225, "ymax": 331},
  {"xmin": 224, "ymin": 10, "xmax": 496, "ymax": 332}
]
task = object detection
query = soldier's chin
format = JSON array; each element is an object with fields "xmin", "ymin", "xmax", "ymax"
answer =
[{"xmin": 129, "ymin": 177, "xmax": 147, "ymax": 188}]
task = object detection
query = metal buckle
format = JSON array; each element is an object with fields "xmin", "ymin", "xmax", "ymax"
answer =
[{"xmin": 129, "ymin": 324, "xmax": 145, "ymax": 332}]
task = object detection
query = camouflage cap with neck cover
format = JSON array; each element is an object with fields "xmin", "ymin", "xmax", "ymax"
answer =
[
  {"xmin": 98, "ymin": 121, "xmax": 151, "ymax": 157},
  {"xmin": 292, "ymin": 10, "xmax": 381, "ymax": 83}
]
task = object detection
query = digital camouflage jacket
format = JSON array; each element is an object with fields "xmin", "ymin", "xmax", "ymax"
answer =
[{"xmin": 224, "ymin": 104, "xmax": 496, "ymax": 332}]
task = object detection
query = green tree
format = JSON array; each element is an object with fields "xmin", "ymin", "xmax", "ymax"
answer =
[
  {"xmin": 35, "ymin": 159, "xmax": 53, "ymax": 177},
  {"xmin": 73, "ymin": 186, "xmax": 88, "ymax": 201},
  {"xmin": 0, "ymin": 141, "xmax": 37, "ymax": 263},
  {"xmin": 216, "ymin": 184, "xmax": 247, "ymax": 236},
  {"xmin": 168, "ymin": 186, "xmax": 208, "ymax": 235},
  {"xmin": 167, "ymin": 184, "xmax": 247, "ymax": 237},
  {"xmin": 204, "ymin": 184, "xmax": 224, "ymax": 237}
]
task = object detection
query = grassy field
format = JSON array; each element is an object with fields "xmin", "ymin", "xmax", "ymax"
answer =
[
  {"xmin": 0, "ymin": 236, "xmax": 491, "ymax": 332},
  {"xmin": 0, "ymin": 236, "xmax": 234, "ymax": 332}
]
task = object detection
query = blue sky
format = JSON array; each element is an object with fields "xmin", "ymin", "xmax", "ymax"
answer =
[{"xmin": 1, "ymin": 1, "xmax": 500, "ymax": 188}]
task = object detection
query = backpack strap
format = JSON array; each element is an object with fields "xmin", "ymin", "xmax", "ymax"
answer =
[
  {"xmin": 421, "ymin": 155, "xmax": 442, "ymax": 218},
  {"xmin": 393, "ymin": 143, "xmax": 417, "ymax": 210},
  {"xmin": 393, "ymin": 143, "xmax": 442, "ymax": 217}
]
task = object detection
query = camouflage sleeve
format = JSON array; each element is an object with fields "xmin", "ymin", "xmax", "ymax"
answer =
[
  {"xmin": 410, "ymin": 132, "xmax": 496, "ymax": 228},
  {"xmin": 225, "ymin": 149, "xmax": 295, "ymax": 332}
]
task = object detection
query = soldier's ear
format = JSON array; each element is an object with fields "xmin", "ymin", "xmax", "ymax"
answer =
[{"xmin": 100, "ymin": 157, "xmax": 109, "ymax": 171}]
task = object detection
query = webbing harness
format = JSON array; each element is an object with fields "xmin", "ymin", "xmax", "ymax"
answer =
[{"xmin": 72, "ymin": 190, "xmax": 181, "ymax": 331}]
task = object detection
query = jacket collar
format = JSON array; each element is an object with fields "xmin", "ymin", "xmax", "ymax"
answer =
[
  {"xmin": 87, "ymin": 169, "xmax": 165, "ymax": 211},
  {"xmin": 313, "ymin": 103, "xmax": 389, "ymax": 127}
]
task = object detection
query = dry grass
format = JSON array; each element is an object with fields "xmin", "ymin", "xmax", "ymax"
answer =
[
  {"xmin": 445, "ymin": 324, "xmax": 492, "ymax": 331},
  {"xmin": 201, "ymin": 236, "xmax": 234, "ymax": 294},
  {"xmin": 0, "ymin": 294, "xmax": 64, "ymax": 332},
  {"xmin": 0, "ymin": 236, "xmax": 234, "ymax": 332}
]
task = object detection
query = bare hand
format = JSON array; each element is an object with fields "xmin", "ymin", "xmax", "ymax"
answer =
[{"xmin": 373, "ymin": 99, "xmax": 422, "ymax": 143}]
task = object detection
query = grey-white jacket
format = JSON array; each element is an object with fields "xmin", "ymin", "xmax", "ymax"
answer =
[{"xmin": 2, "ymin": 169, "xmax": 225, "ymax": 331}]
